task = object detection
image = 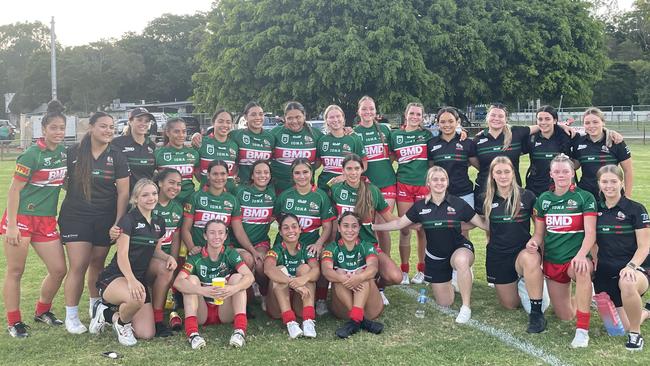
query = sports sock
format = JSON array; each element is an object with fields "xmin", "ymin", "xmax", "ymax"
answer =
[
  {"xmin": 400, "ymin": 263, "xmax": 409, "ymax": 273},
  {"xmin": 184, "ymin": 316, "xmax": 198, "ymax": 338},
  {"xmin": 117, "ymin": 316, "xmax": 127, "ymax": 326},
  {"xmin": 576, "ymin": 310, "xmax": 590, "ymax": 330},
  {"xmin": 233, "ymin": 313, "xmax": 247, "ymax": 333},
  {"xmin": 302, "ymin": 306, "xmax": 315, "ymax": 321},
  {"xmin": 153, "ymin": 308, "xmax": 164, "ymax": 323},
  {"xmin": 530, "ymin": 299, "xmax": 543, "ymax": 315},
  {"xmin": 349, "ymin": 306, "xmax": 364, "ymax": 324},
  {"xmin": 281, "ymin": 310, "xmax": 296, "ymax": 324},
  {"xmin": 7, "ymin": 310, "xmax": 21, "ymax": 326},
  {"xmin": 89, "ymin": 297, "xmax": 101, "ymax": 307},
  {"xmin": 65, "ymin": 305, "xmax": 79, "ymax": 320},
  {"xmin": 35, "ymin": 301, "xmax": 52, "ymax": 316},
  {"xmin": 417, "ymin": 262, "xmax": 425, "ymax": 273}
]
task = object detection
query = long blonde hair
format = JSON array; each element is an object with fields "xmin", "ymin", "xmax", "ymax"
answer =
[
  {"xmin": 130, "ymin": 178, "xmax": 158, "ymax": 207},
  {"xmin": 583, "ymin": 107, "xmax": 614, "ymax": 148},
  {"xmin": 486, "ymin": 104, "xmax": 513, "ymax": 150},
  {"xmin": 323, "ymin": 104, "xmax": 345, "ymax": 135},
  {"xmin": 403, "ymin": 102, "xmax": 425, "ymax": 130},
  {"xmin": 483, "ymin": 156, "xmax": 522, "ymax": 221},
  {"xmin": 424, "ymin": 166, "xmax": 449, "ymax": 204}
]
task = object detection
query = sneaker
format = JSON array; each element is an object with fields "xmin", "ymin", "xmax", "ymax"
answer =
[
  {"xmin": 155, "ymin": 321, "xmax": 173, "ymax": 337},
  {"xmin": 229, "ymin": 329, "xmax": 246, "ymax": 347},
  {"xmin": 526, "ymin": 312, "xmax": 547, "ymax": 334},
  {"xmin": 315, "ymin": 300, "xmax": 329, "ymax": 316},
  {"xmin": 400, "ymin": 272, "xmax": 410, "ymax": 285},
  {"xmin": 455, "ymin": 305, "xmax": 472, "ymax": 324},
  {"xmin": 286, "ymin": 320, "xmax": 303, "ymax": 339},
  {"xmin": 626, "ymin": 333, "xmax": 644, "ymax": 351},
  {"xmin": 89, "ymin": 302, "xmax": 108, "ymax": 334},
  {"xmin": 169, "ymin": 312, "xmax": 182, "ymax": 331},
  {"xmin": 302, "ymin": 319, "xmax": 316, "ymax": 338},
  {"xmin": 89, "ymin": 298, "xmax": 100, "ymax": 319},
  {"xmin": 380, "ymin": 290, "xmax": 390, "ymax": 306},
  {"xmin": 34, "ymin": 311, "xmax": 63, "ymax": 326},
  {"xmin": 188, "ymin": 332, "xmax": 206, "ymax": 350},
  {"xmin": 360, "ymin": 318, "xmax": 384, "ymax": 334},
  {"xmin": 252, "ymin": 282, "xmax": 262, "ymax": 297},
  {"xmin": 65, "ymin": 317, "xmax": 88, "ymax": 334},
  {"xmin": 335, "ymin": 320, "xmax": 360, "ymax": 339},
  {"xmin": 411, "ymin": 271, "xmax": 425, "ymax": 284},
  {"xmin": 113, "ymin": 321, "xmax": 137, "ymax": 346},
  {"xmin": 570, "ymin": 328, "xmax": 589, "ymax": 348},
  {"xmin": 7, "ymin": 322, "xmax": 29, "ymax": 338}
]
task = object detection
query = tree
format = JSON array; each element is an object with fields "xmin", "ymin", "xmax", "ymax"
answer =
[{"xmin": 591, "ymin": 62, "xmax": 638, "ymax": 105}]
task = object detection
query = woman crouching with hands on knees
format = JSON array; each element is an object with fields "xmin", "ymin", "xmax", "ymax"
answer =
[
  {"xmin": 264, "ymin": 213, "xmax": 320, "ymax": 339},
  {"xmin": 173, "ymin": 219, "xmax": 254, "ymax": 349},
  {"xmin": 322, "ymin": 212, "xmax": 384, "ymax": 338}
]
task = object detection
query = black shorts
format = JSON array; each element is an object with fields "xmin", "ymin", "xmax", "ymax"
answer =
[
  {"xmin": 424, "ymin": 239, "xmax": 475, "ymax": 284},
  {"xmin": 97, "ymin": 272, "xmax": 152, "ymax": 304},
  {"xmin": 593, "ymin": 267, "xmax": 649, "ymax": 308},
  {"xmin": 59, "ymin": 214, "xmax": 115, "ymax": 246},
  {"xmin": 486, "ymin": 248, "xmax": 524, "ymax": 285}
]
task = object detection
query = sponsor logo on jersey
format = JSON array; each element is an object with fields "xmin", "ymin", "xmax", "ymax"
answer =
[
  {"xmin": 48, "ymin": 168, "xmax": 66, "ymax": 181},
  {"xmin": 136, "ymin": 223, "xmax": 146, "ymax": 229},
  {"xmin": 286, "ymin": 198, "xmax": 294, "ymax": 210},
  {"xmin": 281, "ymin": 134, "xmax": 289, "ymax": 144},
  {"xmin": 147, "ymin": 147, "xmax": 154, "ymax": 153},
  {"xmin": 419, "ymin": 208, "xmax": 431, "ymax": 214},
  {"xmin": 616, "ymin": 211, "xmax": 626, "ymax": 221},
  {"xmin": 577, "ymin": 144, "xmax": 587, "ymax": 150},
  {"xmin": 431, "ymin": 144, "xmax": 442, "ymax": 152},
  {"xmin": 242, "ymin": 207, "xmax": 271, "ymax": 218},
  {"xmin": 567, "ymin": 199, "xmax": 578, "ymax": 209},
  {"xmin": 642, "ymin": 213, "xmax": 650, "ymax": 223},
  {"xmin": 478, "ymin": 138, "xmax": 488, "ymax": 144},
  {"xmin": 492, "ymin": 203, "xmax": 499, "ymax": 208},
  {"xmin": 15, "ymin": 163, "xmax": 30, "ymax": 176},
  {"xmin": 309, "ymin": 202, "xmax": 319, "ymax": 211},
  {"xmin": 322, "ymin": 142, "xmax": 329, "ymax": 152},
  {"xmin": 163, "ymin": 152, "xmax": 172, "ymax": 161},
  {"xmin": 154, "ymin": 224, "xmax": 161, "ymax": 232},
  {"xmin": 305, "ymin": 136, "xmax": 313, "ymax": 144},
  {"xmin": 207, "ymin": 144, "xmax": 214, "ymax": 155},
  {"xmin": 244, "ymin": 150, "xmax": 272, "ymax": 161},
  {"xmin": 123, "ymin": 147, "xmax": 135, "ymax": 152},
  {"xmin": 342, "ymin": 143, "xmax": 350, "ymax": 151}
]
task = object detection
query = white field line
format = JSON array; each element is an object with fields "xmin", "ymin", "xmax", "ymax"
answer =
[{"xmin": 398, "ymin": 286, "xmax": 570, "ymax": 366}]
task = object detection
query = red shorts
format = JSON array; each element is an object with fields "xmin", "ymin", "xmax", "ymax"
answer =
[
  {"xmin": 543, "ymin": 261, "xmax": 572, "ymax": 284},
  {"xmin": 396, "ymin": 182, "xmax": 429, "ymax": 203},
  {"xmin": 373, "ymin": 242, "xmax": 384, "ymax": 254},
  {"xmin": 380, "ymin": 185, "xmax": 397, "ymax": 200},
  {"xmin": 254, "ymin": 241, "xmax": 270, "ymax": 251},
  {"xmin": 0, "ymin": 212, "xmax": 59, "ymax": 242},
  {"xmin": 205, "ymin": 302, "xmax": 222, "ymax": 325}
]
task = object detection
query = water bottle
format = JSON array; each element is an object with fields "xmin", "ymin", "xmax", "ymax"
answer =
[
  {"xmin": 593, "ymin": 292, "xmax": 625, "ymax": 336},
  {"xmin": 415, "ymin": 288, "xmax": 427, "ymax": 318}
]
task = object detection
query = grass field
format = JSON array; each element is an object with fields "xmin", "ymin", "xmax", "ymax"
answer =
[{"xmin": 1, "ymin": 144, "xmax": 650, "ymax": 365}]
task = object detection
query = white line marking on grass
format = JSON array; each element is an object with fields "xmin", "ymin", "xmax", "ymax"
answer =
[{"xmin": 398, "ymin": 286, "xmax": 570, "ymax": 366}]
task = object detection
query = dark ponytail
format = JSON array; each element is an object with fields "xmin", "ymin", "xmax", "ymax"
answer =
[
  {"xmin": 284, "ymin": 101, "xmax": 315, "ymax": 138},
  {"xmin": 42, "ymin": 100, "xmax": 66, "ymax": 129},
  {"xmin": 75, "ymin": 112, "xmax": 113, "ymax": 201}
]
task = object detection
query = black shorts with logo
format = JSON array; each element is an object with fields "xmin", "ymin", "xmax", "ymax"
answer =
[
  {"xmin": 424, "ymin": 238, "xmax": 475, "ymax": 284},
  {"xmin": 59, "ymin": 213, "xmax": 115, "ymax": 247},
  {"xmin": 486, "ymin": 247, "xmax": 525, "ymax": 285},
  {"xmin": 96, "ymin": 272, "xmax": 152, "ymax": 304},
  {"xmin": 594, "ymin": 266, "xmax": 649, "ymax": 307}
]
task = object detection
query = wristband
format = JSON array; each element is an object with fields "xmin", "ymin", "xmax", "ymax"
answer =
[{"xmin": 627, "ymin": 262, "xmax": 638, "ymax": 270}]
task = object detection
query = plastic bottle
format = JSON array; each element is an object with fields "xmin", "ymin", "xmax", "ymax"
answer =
[
  {"xmin": 593, "ymin": 292, "xmax": 625, "ymax": 336},
  {"xmin": 415, "ymin": 288, "xmax": 427, "ymax": 318}
]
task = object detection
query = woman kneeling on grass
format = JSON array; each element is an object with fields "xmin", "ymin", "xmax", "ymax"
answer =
[
  {"xmin": 264, "ymin": 213, "xmax": 319, "ymax": 339},
  {"xmin": 173, "ymin": 219, "xmax": 254, "ymax": 349},
  {"xmin": 322, "ymin": 212, "xmax": 384, "ymax": 338}
]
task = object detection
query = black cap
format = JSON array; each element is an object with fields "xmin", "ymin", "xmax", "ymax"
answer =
[{"xmin": 129, "ymin": 107, "xmax": 155, "ymax": 121}]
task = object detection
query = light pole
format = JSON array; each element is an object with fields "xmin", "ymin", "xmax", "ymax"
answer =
[{"xmin": 50, "ymin": 16, "xmax": 57, "ymax": 101}]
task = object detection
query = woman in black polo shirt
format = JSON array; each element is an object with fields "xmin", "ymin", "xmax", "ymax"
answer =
[
  {"xmin": 373, "ymin": 166, "xmax": 487, "ymax": 324},
  {"xmin": 111, "ymin": 108, "xmax": 157, "ymax": 192},
  {"xmin": 594, "ymin": 165, "xmax": 649, "ymax": 351}
]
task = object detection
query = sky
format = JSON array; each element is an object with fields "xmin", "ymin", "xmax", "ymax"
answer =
[{"xmin": 0, "ymin": 0, "xmax": 215, "ymax": 46}]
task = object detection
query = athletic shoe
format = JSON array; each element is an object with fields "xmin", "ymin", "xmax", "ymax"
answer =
[
  {"xmin": 455, "ymin": 305, "xmax": 472, "ymax": 324},
  {"xmin": 65, "ymin": 317, "xmax": 88, "ymax": 334},
  {"xmin": 34, "ymin": 311, "xmax": 63, "ymax": 326},
  {"xmin": 625, "ymin": 333, "xmax": 644, "ymax": 351},
  {"xmin": 260, "ymin": 296, "xmax": 267, "ymax": 312},
  {"xmin": 380, "ymin": 290, "xmax": 390, "ymax": 306},
  {"xmin": 286, "ymin": 321, "xmax": 303, "ymax": 339},
  {"xmin": 570, "ymin": 328, "xmax": 589, "ymax": 348},
  {"xmin": 302, "ymin": 319, "xmax": 316, "ymax": 338},
  {"xmin": 400, "ymin": 272, "xmax": 410, "ymax": 285},
  {"xmin": 252, "ymin": 282, "xmax": 262, "ymax": 297},
  {"xmin": 229, "ymin": 329, "xmax": 245, "ymax": 348},
  {"xmin": 113, "ymin": 321, "xmax": 137, "ymax": 346},
  {"xmin": 89, "ymin": 302, "xmax": 108, "ymax": 334},
  {"xmin": 7, "ymin": 322, "xmax": 29, "ymax": 338},
  {"xmin": 360, "ymin": 318, "xmax": 384, "ymax": 334},
  {"xmin": 155, "ymin": 321, "xmax": 173, "ymax": 337},
  {"xmin": 315, "ymin": 300, "xmax": 329, "ymax": 316},
  {"xmin": 169, "ymin": 312, "xmax": 182, "ymax": 331},
  {"xmin": 411, "ymin": 271, "xmax": 425, "ymax": 284},
  {"xmin": 188, "ymin": 332, "xmax": 206, "ymax": 350},
  {"xmin": 335, "ymin": 320, "xmax": 360, "ymax": 338},
  {"xmin": 526, "ymin": 312, "xmax": 547, "ymax": 334},
  {"xmin": 89, "ymin": 298, "xmax": 100, "ymax": 319}
]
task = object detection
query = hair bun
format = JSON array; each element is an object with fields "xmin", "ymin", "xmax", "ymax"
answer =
[{"xmin": 46, "ymin": 100, "xmax": 65, "ymax": 114}]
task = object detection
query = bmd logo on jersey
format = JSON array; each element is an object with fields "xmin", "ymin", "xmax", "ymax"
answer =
[
  {"xmin": 286, "ymin": 198, "xmax": 294, "ymax": 210},
  {"xmin": 200, "ymin": 196, "xmax": 208, "ymax": 206},
  {"xmin": 163, "ymin": 152, "xmax": 172, "ymax": 161},
  {"xmin": 281, "ymin": 134, "xmax": 289, "ymax": 144},
  {"xmin": 546, "ymin": 215, "xmax": 572, "ymax": 227},
  {"xmin": 206, "ymin": 144, "xmax": 214, "ymax": 155}
]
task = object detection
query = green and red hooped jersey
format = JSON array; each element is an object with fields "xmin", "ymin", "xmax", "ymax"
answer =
[
  {"xmin": 330, "ymin": 181, "xmax": 390, "ymax": 244},
  {"xmin": 13, "ymin": 139, "xmax": 67, "ymax": 216},
  {"xmin": 533, "ymin": 185, "xmax": 597, "ymax": 264},
  {"xmin": 155, "ymin": 146, "xmax": 199, "ymax": 203},
  {"xmin": 183, "ymin": 189, "xmax": 241, "ymax": 247},
  {"xmin": 274, "ymin": 186, "xmax": 336, "ymax": 246},
  {"xmin": 316, "ymin": 133, "xmax": 367, "ymax": 190},
  {"xmin": 234, "ymin": 184, "xmax": 276, "ymax": 247},
  {"xmin": 196, "ymin": 135, "xmax": 239, "ymax": 188},
  {"xmin": 153, "ymin": 199, "xmax": 184, "ymax": 255},
  {"xmin": 353, "ymin": 123, "xmax": 396, "ymax": 189},
  {"xmin": 389, "ymin": 128, "xmax": 433, "ymax": 186},
  {"xmin": 321, "ymin": 240, "xmax": 378, "ymax": 271},
  {"xmin": 230, "ymin": 128, "xmax": 275, "ymax": 184},
  {"xmin": 270, "ymin": 126, "xmax": 323, "ymax": 192},
  {"xmin": 266, "ymin": 241, "xmax": 317, "ymax": 277}
]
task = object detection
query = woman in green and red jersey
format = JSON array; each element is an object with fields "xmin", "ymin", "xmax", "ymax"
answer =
[
  {"xmin": 270, "ymin": 101, "xmax": 323, "ymax": 193},
  {"xmin": 1, "ymin": 101, "xmax": 68, "ymax": 338},
  {"xmin": 196, "ymin": 109, "xmax": 238, "ymax": 192},
  {"xmin": 527, "ymin": 154, "xmax": 597, "ymax": 348},
  {"xmin": 316, "ymin": 104, "xmax": 366, "ymax": 191},
  {"xmin": 390, "ymin": 102, "xmax": 432, "ymax": 285},
  {"xmin": 264, "ymin": 213, "xmax": 319, "ymax": 339},
  {"xmin": 231, "ymin": 102, "xmax": 275, "ymax": 184},
  {"xmin": 154, "ymin": 118, "xmax": 199, "ymax": 204}
]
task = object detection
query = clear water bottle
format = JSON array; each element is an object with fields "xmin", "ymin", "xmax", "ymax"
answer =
[{"xmin": 415, "ymin": 288, "xmax": 427, "ymax": 318}]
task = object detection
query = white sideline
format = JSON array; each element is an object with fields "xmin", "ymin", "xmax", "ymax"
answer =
[{"xmin": 398, "ymin": 286, "xmax": 570, "ymax": 366}]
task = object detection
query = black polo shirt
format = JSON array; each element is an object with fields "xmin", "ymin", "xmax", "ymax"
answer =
[
  {"xmin": 405, "ymin": 195, "xmax": 475, "ymax": 258},
  {"xmin": 525, "ymin": 128, "xmax": 572, "ymax": 196},
  {"xmin": 476, "ymin": 188, "xmax": 536, "ymax": 254},
  {"xmin": 427, "ymin": 134, "xmax": 476, "ymax": 196},
  {"xmin": 596, "ymin": 196, "xmax": 650, "ymax": 273},
  {"xmin": 111, "ymin": 134, "xmax": 156, "ymax": 191},
  {"xmin": 104, "ymin": 208, "xmax": 166, "ymax": 279},
  {"xmin": 473, "ymin": 126, "xmax": 530, "ymax": 194},
  {"xmin": 571, "ymin": 134, "xmax": 631, "ymax": 197},
  {"xmin": 60, "ymin": 144, "xmax": 130, "ymax": 217}
]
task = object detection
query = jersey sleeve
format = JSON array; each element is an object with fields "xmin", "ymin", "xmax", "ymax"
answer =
[
  {"xmin": 458, "ymin": 198, "xmax": 475, "ymax": 222},
  {"xmin": 371, "ymin": 184, "xmax": 389, "ymax": 213},
  {"xmin": 14, "ymin": 148, "xmax": 37, "ymax": 182},
  {"xmin": 230, "ymin": 195, "xmax": 242, "ymax": 220},
  {"xmin": 581, "ymin": 191, "xmax": 597, "ymax": 216},
  {"xmin": 304, "ymin": 245, "xmax": 318, "ymax": 262},
  {"xmin": 612, "ymin": 141, "xmax": 632, "ymax": 163},
  {"xmin": 321, "ymin": 242, "xmax": 336, "ymax": 262},
  {"xmin": 522, "ymin": 189, "xmax": 537, "ymax": 215},
  {"xmin": 266, "ymin": 243, "xmax": 282, "ymax": 265},
  {"xmin": 116, "ymin": 213, "xmax": 135, "ymax": 236},
  {"xmin": 364, "ymin": 242, "xmax": 378, "ymax": 260},
  {"xmin": 113, "ymin": 151, "xmax": 130, "ymax": 179},
  {"xmin": 181, "ymin": 254, "xmax": 199, "ymax": 276},
  {"xmin": 512, "ymin": 126, "xmax": 531, "ymax": 144},
  {"xmin": 183, "ymin": 193, "xmax": 197, "ymax": 218},
  {"xmin": 318, "ymin": 190, "xmax": 337, "ymax": 222},
  {"xmin": 474, "ymin": 193, "xmax": 486, "ymax": 216},
  {"xmin": 227, "ymin": 248, "xmax": 246, "ymax": 272},
  {"xmin": 273, "ymin": 191, "xmax": 285, "ymax": 218},
  {"xmin": 631, "ymin": 202, "xmax": 650, "ymax": 230},
  {"xmin": 353, "ymin": 134, "xmax": 367, "ymax": 159},
  {"xmin": 533, "ymin": 195, "xmax": 546, "ymax": 221},
  {"xmin": 405, "ymin": 201, "xmax": 423, "ymax": 224}
]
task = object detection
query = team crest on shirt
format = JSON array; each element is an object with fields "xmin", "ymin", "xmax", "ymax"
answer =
[
  {"xmin": 447, "ymin": 206, "xmax": 456, "ymax": 215},
  {"xmin": 200, "ymin": 265, "xmax": 207, "ymax": 277},
  {"xmin": 456, "ymin": 143, "xmax": 463, "ymax": 150},
  {"xmin": 343, "ymin": 144, "xmax": 350, "ymax": 151},
  {"xmin": 322, "ymin": 142, "xmax": 329, "ymax": 152},
  {"xmin": 601, "ymin": 145, "xmax": 609, "ymax": 153},
  {"xmin": 106, "ymin": 156, "xmax": 113, "ymax": 166},
  {"xmin": 281, "ymin": 134, "xmax": 289, "ymax": 144},
  {"xmin": 163, "ymin": 152, "xmax": 172, "ymax": 161},
  {"xmin": 309, "ymin": 202, "xmax": 319, "ymax": 211},
  {"xmin": 200, "ymin": 196, "xmax": 208, "ymax": 206},
  {"xmin": 242, "ymin": 135, "xmax": 250, "ymax": 144},
  {"xmin": 148, "ymin": 147, "xmax": 154, "ymax": 153},
  {"xmin": 396, "ymin": 135, "xmax": 404, "ymax": 144},
  {"xmin": 43, "ymin": 157, "xmax": 52, "ymax": 166},
  {"xmin": 305, "ymin": 136, "xmax": 313, "ymax": 144},
  {"xmin": 207, "ymin": 144, "xmax": 214, "ymax": 155},
  {"xmin": 616, "ymin": 211, "xmax": 626, "ymax": 221},
  {"xmin": 186, "ymin": 153, "xmax": 194, "ymax": 159},
  {"xmin": 542, "ymin": 200, "xmax": 551, "ymax": 210},
  {"xmin": 242, "ymin": 191, "xmax": 251, "ymax": 202},
  {"xmin": 567, "ymin": 199, "xmax": 578, "ymax": 209},
  {"xmin": 340, "ymin": 189, "xmax": 349, "ymax": 200},
  {"xmin": 337, "ymin": 252, "xmax": 345, "ymax": 263},
  {"xmin": 286, "ymin": 198, "xmax": 294, "ymax": 210},
  {"xmin": 224, "ymin": 201, "xmax": 233, "ymax": 208}
]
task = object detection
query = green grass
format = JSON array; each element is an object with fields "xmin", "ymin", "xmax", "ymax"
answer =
[{"xmin": 1, "ymin": 144, "xmax": 650, "ymax": 365}]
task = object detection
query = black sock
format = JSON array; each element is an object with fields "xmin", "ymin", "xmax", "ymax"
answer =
[
  {"xmin": 103, "ymin": 308, "xmax": 115, "ymax": 324},
  {"xmin": 645, "ymin": 302, "xmax": 650, "ymax": 311},
  {"xmin": 117, "ymin": 316, "xmax": 127, "ymax": 326},
  {"xmin": 530, "ymin": 299, "xmax": 543, "ymax": 315}
]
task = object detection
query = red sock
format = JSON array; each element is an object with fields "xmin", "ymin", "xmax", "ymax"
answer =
[
  {"xmin": 233, "ymin": 313, "xmax": 247, "ymax": 333},
  {"xmin": 302, "ymin": 306, "xmax": 315, "ymax": 321},
  {"xmin": 348, "ymin": 306, "xmax": 364, "ymax": 323},
  {"xmin": 184, "ymin": 316, "xmax": 199, "ymax": 338},
  {"xmin": 316, "ymin": 287, "xmax": 328, "ymax": 301},
  {"xmin": 7, "ymin": 310, "xmax": 21, "ymax": 326},
  {"xmin": 400, "ymin": 263, "xmax": 409, "ymax": 273},
  {"xmin": 417, "ymin": 262, "xmax": 425, "ymax": 272},
  {"xmin": 576, "ymin": 310, "xmax": 590, "ymax": 330},
  {"xmin": 35, "ymin": 301, "xmax": 52, "ymax": 316},
  {"xmin": 281, "ymin": 310, "xmax": 296, "ymax": 324},
  {"xmin": 153, "ymin": 308, "xmax": 164, "ymax": 323}
]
